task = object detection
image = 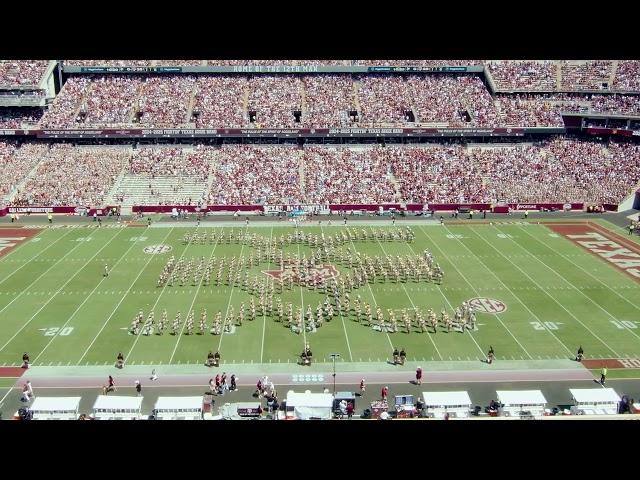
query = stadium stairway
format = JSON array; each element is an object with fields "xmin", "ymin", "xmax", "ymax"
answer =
[
  {"xmin": 103, "ymin": 160, "xmax": 131, "ymax": 206},
  {"xmin": 4, "ymin": 158, "xmax": 46, "ymax": 204},
  {"xmin": 618, "ymin": 180, "xmax": 640, "ymax": 211},
  {"xmin": 609, "ymin": 60, "xmax": 619, "ymax": 88},
  {"xmin": 185, "ymin": 84, "xmax": 198, "ymax": 124},
  {"xmin": 555, "ymin": 61, "xmax": 562, "ymax": 90},
  {"xmin": 352, "ymin": 79, "xmax": 362, "ymax": 113}
]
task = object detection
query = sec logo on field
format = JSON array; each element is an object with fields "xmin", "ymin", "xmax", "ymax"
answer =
[
  {"xmin": 468, "ymin": 297, "xmax": 507, "ymax": 314},
  {"xmin": 143, "ymin": 244, "xmax": 172, "ymax": 255}
]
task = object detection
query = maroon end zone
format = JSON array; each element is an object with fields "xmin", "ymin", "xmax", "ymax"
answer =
[
  {"xmin": 546, "ymin": 222, "xmax": 640, "ymax": 283},
  {"xmin": 582, "ymin": 358, "xmax": 640, "ymax": 369},
  {"xmin": 0, "ymin": 228, "xmax": 40, "ymax": 259},
  {"xmin": 0, "ymin": 367, "xmax": 27, "ymax": 377}
]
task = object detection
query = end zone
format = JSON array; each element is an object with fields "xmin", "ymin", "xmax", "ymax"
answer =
[
  {"xmin": 0, "ymin": 228, "xmax": 41, "ymax": 258},
  {"xmin": 581, "ymin": 358, "xmax": 640, "ymax": 369}
]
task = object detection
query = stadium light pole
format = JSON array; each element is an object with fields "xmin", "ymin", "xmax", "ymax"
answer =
[{"xmin": 329, "ymin": 353, "xmax": 340, "ymax": 395}]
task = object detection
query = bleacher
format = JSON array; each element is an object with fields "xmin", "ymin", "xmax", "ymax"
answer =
[{"xmin": 114, "ymin": 174, "xmax": 208, "ymax": 208}]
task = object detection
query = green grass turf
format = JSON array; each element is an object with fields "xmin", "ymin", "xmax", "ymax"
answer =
[
  {"xmin": 0, "ymin": 221, "xmax": 639, "ymax": 368},
  {"xmin": 589, "ymin": 369, "xmax": 640, "ymax": 379}
]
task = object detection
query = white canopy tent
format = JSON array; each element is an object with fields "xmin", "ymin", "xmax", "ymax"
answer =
[
  {"xmin": 285, "ymin": 391, "xmax": 334, "ymax": 420},
  {"xmin": 496, "ymin": 390, "xmax": 547, "ymax": 417},
  {"xmin": 422, "ymin": 391, "xmax": 472, "ymax": 418},
  {"xmin": 29, "ymin": 397, "xmax": 81, "ymax": 420},
  {"xmin": 153, "ymin": 396, "xmax": 203, "ymax": 420},
  {"xmin": 570, "ymin": 388, "xmax": 620, "ymax": 415},
  {"xmin": 92, "ymin": 395, "xmax": 144, "ymax": 420}
]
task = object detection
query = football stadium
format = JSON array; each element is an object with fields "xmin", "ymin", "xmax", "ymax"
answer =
[{"xmin": 0, "ymin": 59, "xmax": 639, "ymax": 420}]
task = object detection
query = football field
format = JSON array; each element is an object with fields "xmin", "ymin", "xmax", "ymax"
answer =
[{"xmin": 0, "ymin": 218, "xmax": 639, "ymax": 369}]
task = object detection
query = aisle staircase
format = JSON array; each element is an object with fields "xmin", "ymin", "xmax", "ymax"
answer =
[
  {"xmin": 4, "ymin": 160, "xmax": 44, "ymax": 204},
  {"xmin": 609, "ymin": 60, "xmax": 619, "ymax": 88}
]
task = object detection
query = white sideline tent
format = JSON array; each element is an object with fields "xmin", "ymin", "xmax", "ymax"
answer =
[
  {"xmin": 92, "ymin": 395, "xmax": 144, "ymax": 420},
  {"xmin": 570, "ymin": 388, "xmax": 620, "ymax": 416},
  {"xmin": 29, "ymin": 397, "xmax": 81, "ymax": 420},
  {"xmin": 496, "ymin": 390, "xmax": 547, "ymax": 417},
  {"xmin": 422, "ymin": 391, "xmax": 472, "ymax": 418},
  {"xmin": 285, "ymin": 391, "xmax": 334, "ymax": 420},
  {"xmin": 154, "ymin": 396, "xmax": 203, "ymax": 420}
]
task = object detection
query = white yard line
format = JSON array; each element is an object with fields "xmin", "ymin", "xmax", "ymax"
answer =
[
  {"xmin": 514, "ymin": 225, "xmax": 640, "ymax": 345},
  {"xmin": 0, "ymin": 228, "xmax": 95, "ymax": 319},
  {"xmin": 127, "ymin": 226, "xmax": 202, "ymax": 361},
  {"xmin": 346, "ymin": 231, "xmax": 395, "ymax": 352},
  {"xmin": 418, "ymin": 226, "xmax": 523, "ymax": 357},
  {"xmin": 0, "ymin": 228, "xmax": 122, "ymax": 355},
  {"xmin": 217, "ymin": 226, "xmax": 249, "ymax": 353},
  {"xmin": 168, "ymin": 227, "xmax": 224, "ymax": 363},
  {"xmin": 429, "ymin": 224, "xmax": 561, "ymax": 358},
  {"xmin": 405, "ymin": 228, "xmax": 488, "ymax": 358},
  {"xmin": 320, "ymin": 224, "xmax": 353, "ymax": 361},
  {"xmin": 295, "ymin": 229, "xmax": 308, "ymax": 348},
  {"xmin": 0, "ymin": 228, "xmax": 74, "ymax": 287},
  {"xmin": 371, "ymin": 227, "xmax": 444, "ymax": 360},
  {"xmin": 76, "ymin": 228, "xmax": 175, "ymax": 364},
  {"xmin": 32, "ymin": 228, "xmax": 147, "ymax": 363},
  {"xmin": 0, "ymin": 387, "xmax": 14, "ymax": 409},
  {"xmin": 471, "ymin": 225, "xmax": 620, "ymax": 357},
  {"xmin": 260, "ymin": 226, "xmax": 274, "ymax": 363}
]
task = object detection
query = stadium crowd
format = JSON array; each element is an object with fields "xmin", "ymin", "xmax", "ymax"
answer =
[
  {"xmin": 560, "ymin": 61, "xmax": 613, "ymax": 91},
  {"xmin": 0, "ymin": 107, "xmax": 43, "ymax": 128},
  {"xmin": 301, "ymin": 75, "xmax": 356, "ymax": 128},
  {"xmin": 303, "ymin": 146, "xmax": 397, "ymax": 203},
  {"xmin": 208, "ymin": 145, "xmax": 304, "ymax": 205},
  {"xmin": 29, "ymin": 73, "xmax": 640, "ymax": 130},
  {"xmin": 486, "ymin": 61, "xmax": 557, "ymax": 91},
  {"xmin": 193, "ymin": 76, "xmax": 248, "ymax": 128},
  {"xmin": 0, "ymin": 60, "xmax": 48, "ymax": 87},
  {"xmin": 0, "ymin": 137, "xmax": 638, "ymax": 207},
  {"xmin": 128, "ymin": 146, "xmax": 210, "ymax": 179},
  {"xmin": 246, "ymin": 75, "xmax": 303, "ymax": 128},
  {"xmin": 613, "ymin": 61, "xmax": 640, "ymax": 92},
  {"xmin": 12, "ymin": 144, "xmax": 128, "ymax": 207},
  {"xmin": 137, "ymin": 75, "xmax": 197, "ymax": 127}
]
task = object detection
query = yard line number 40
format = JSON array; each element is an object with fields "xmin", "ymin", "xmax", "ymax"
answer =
[{"xmin": 530, "ymin": 321, "xmax": 562, "ymax": 330}]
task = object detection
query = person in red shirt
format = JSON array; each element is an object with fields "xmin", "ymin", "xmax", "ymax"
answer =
[
  {"xmin": 359, "ymin": 378, "xmax": 366, "ymax": 394},
  {"xmin": 346, "ymin": 402, "xmax": 354, "ymax": 419},
  {"xmin": 381, "ymin": 386, "xmax": 389, "ymax": 400},
  {"xmin": 415, "ymin": 367, "xmax": 423, "ymax": 385}
]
